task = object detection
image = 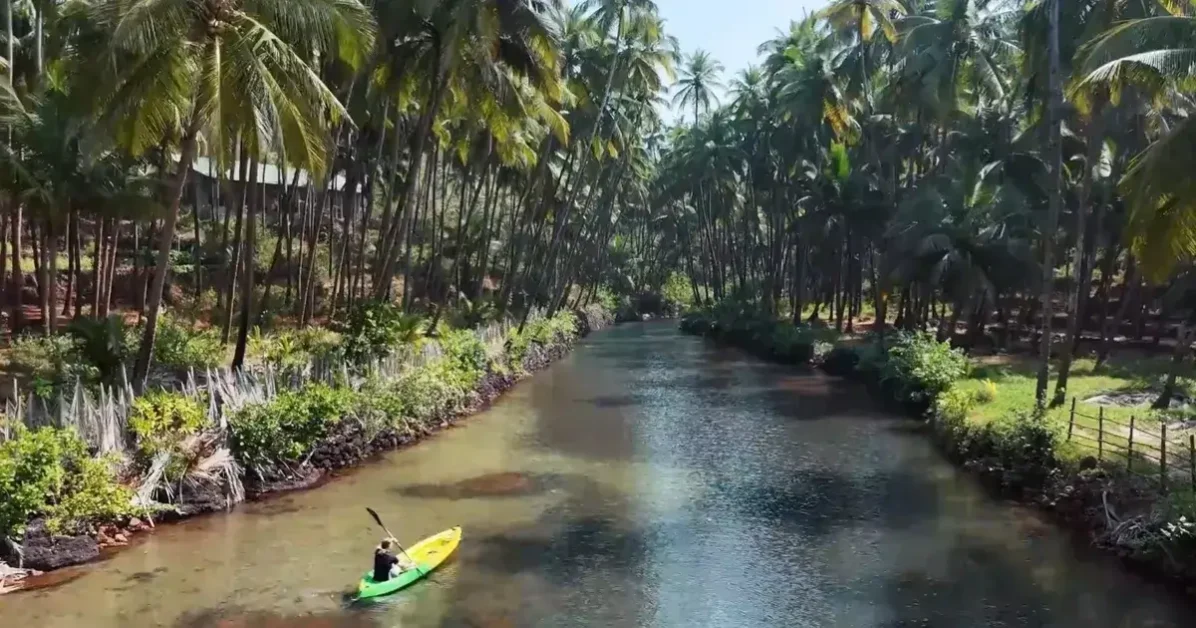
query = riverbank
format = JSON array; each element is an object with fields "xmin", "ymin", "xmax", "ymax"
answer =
[
  {"xmin": 0, "ymin": 306, "xmax": 614, "ymax": 589},
  {"xmin": 679, "ymin": 308, "xmax": 1196, "ymax": 597}
]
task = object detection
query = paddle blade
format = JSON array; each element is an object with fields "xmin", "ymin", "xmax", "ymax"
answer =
[{"xmin": 366, "ymin": 507, "xmax": 384, "ymax": 528}]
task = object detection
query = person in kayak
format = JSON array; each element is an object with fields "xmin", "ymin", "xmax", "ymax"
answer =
[{"xmin": 373, "ymin": 538, "xmax": 415, "ymax": 582}]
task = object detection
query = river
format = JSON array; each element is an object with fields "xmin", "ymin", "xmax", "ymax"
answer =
[{"xmin": 2, "ymin": 323, "xmax": 1191, "ymax": 627}]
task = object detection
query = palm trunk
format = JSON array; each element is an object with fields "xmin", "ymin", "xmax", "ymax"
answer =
[
  {"xmin": 101, "ymin": 221, "xmax": 122, "ymax": 318},
  {"xmin": 222, "ymin": 151, "xmax": 250, "ymax": 342},
  {"xmin": 374, "ymin": 58, "xmax": 450, "ymax": 299},
  {"xmin": 1036, "ymin": 0, "xmax": 1063, "ymax": 409},
  {"xmin": 131, "ymin": 122, "xmax": 200, "ymax": 389},
  {"xmin": 92, "ymin": 218, "xmax": 104, "ymax": 316},
  {"xmin": 37, "ymin": 224, "xmax": 50, "ymax": 335},
  {"xmin": 62, "ymin": 212, "xmax": 75, "ymax": 318},
  {"xmin": 1052, "ymin": 94, "xmax": 1107, "ymax": 406},
  {"xmin": 10, "ymin": 204, "xmax": 22, "ymax": 331},
  {"xmin": 232, "ymin": 155, "xmax": 260, "ymax": 370},
  {"xmin": 46, "ymin": 221, "xmax": 58, "ymax": 333}
]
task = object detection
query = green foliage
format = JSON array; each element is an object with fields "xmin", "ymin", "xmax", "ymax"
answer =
[
  {"xmin": 0, "ymin": 425, "xmax": 133, "ymax": 538},
  {"xmin": 128, "ymin": 391, "xmax": 207, "ymax": 468},
  {"xmin": 680, "ymin": 300, "xmax": 838, "ymax": 365},
  {"xmin": 67, "ymin": 316, "xmax": 135, "ymax": 383},
  {"xmin": 249, "ymin": 327, "xmax": 342, "ymax": 371},
  {"xmin": 335, "ymin": 301, "xmax": 425, "ymax": 364},
  {"xmin": 446, "ymin": 298, "xmax": 498, "ymax": 329},
  {"xmin": 440, "ymin": 328, "xmax": 489, "ymax": 389},
  {"xmin": 661, "ymin": 272, "xmax": 694, "ymax": 313},
  {"xmin": 882, "ymin": 332, "xmax": 970, "ymax": 403},
  {"xmin": 8, "ymin": 334, "xmax": 100, "ymax": 398},
  {"xmin": 976, "ymin": 379, "xmax": 998, "ymax": 404},
  {"xmin": 594, "ymin": 287, "xmax": 622, "ymax": 316},
  {"xmin": 819, "ymin": 344, "xmax": 862, "ymax": 376},
  {"xmin": 229, "ymin": 384, "xmax": 356, "ymax": 472},
  {"xmin": 935, "ymin": 387, "xmax": 978, "ymax": 424},
  {"xmin": 506, "ymin": 312, "xmax": 578, "ymax": 368},
  {"xmin": 149, "ymin": 315, "xmax": 224, "ymax": 371},
  {"xmin": 977, "ymin": 412, "xmax": 1059, "ymax": 472},
  {"xmin": 49, "ymin": 453, "xmax": 135, "ymax": 535}
]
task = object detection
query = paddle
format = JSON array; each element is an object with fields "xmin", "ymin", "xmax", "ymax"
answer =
[{"xmin": 366, "ymin": 507, "xmax": 424, "ymax": 577}]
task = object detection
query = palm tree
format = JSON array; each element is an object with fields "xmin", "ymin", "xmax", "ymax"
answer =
[
  {"xmin": 372, "ymin": 0, "xmax": 563, "ymax": 301},
  {"xmin": 671, "ymin": 49, "xmax": 723, "ymax": 123},
  {"xmin": 1034, "ymin": 0, "xmax": 1064, "ymax": 409},
  {"xmin": 80, "ymin": 0, "xmax": 376, "ymax": 386}
]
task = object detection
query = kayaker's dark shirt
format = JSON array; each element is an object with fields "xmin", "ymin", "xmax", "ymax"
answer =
[{"xmin": 374, "ymin": 548, "xmax": 398, "ymax": 582}]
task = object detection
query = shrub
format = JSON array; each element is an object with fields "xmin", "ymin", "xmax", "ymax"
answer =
[
  {"xmin": 336, "ymin": 301, "xmax": 425, "ymax": 364},
  {"xmin": 991, "ymin": 411, "xmax": 1057, "ymax": 472},
  {"xmin": 0, "ymin": 425, "xmax": 133, "ymax": 538},
  {"xmin": 976, "ymin": 379, "xmax": 998, "ymax": 404},
  {"xmin": 446, "ymin": 298, "xmax": 497, "ymax": 329},
  {"xmin": 150, "ymin": 315, "xmax": 224, "ymax": 371},
  {"xmin": 882, "ymin": 332, "xmax": 969, "ymax": 404},
  {"xmin": 67, "ymin": 316, "xmax": 135, "ymax": 383},
  {"xmin": 440, "ymin": 328, "xmax": 489, "ymax": 389},
  {"xmin": 8, "ymin": 334, "xmax": 100, "ymax": 398},
  {"xmin": 506, "ymin": 312, "xmax": 577, "ymax": 368},
  {"xmin": 50, "ymin": 453, "xmax": 135, "ymax": 534},
  {"xmin": 249, "ymin": 327, "xmax": 342, "ymax": 371},
  {"xmin": 128, "ymin": 391, "xmax": 208, "ymax": 470},
  {"xmin": 229, "ymin": 383, "xmax": 356, "ymax": 474},
  {"xmin": 820, "ymin": 344, "xmax": 862, "ymax": 376},
  {"xmin": 770, "ymin": 323, "xmax": 816, "ymax": 364},
  {"xmin": 936, "ymin": 387, "xmax": 977, "ymax": 424},
  {"xmin": 661, "ymin": 272, "xmax": 694, "ymax": 314}
]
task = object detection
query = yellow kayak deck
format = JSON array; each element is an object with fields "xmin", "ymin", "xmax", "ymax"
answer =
[{"xmin": 356, "ymin": 526, "xmax": 462, "ymax": 599}]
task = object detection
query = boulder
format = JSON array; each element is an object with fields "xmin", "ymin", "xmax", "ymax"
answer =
[{"xmin": 9, "ymin": 520, "xmax": 99, "ymax": 572}]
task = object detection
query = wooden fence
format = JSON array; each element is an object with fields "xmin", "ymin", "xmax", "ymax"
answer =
[{"xmin": 1066, "ymin": 398, "xmax": 1196, "ymax": 493}]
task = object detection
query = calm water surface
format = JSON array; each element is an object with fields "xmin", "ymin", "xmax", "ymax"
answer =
[{"xmin": 1, "ymin": 324, "xmax": 1191, "ymax": 627}]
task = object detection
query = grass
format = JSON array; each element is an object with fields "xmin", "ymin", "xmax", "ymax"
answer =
[{"xmin": 953, "ymin": 354, "xmax": 1196, "ymax": 469}]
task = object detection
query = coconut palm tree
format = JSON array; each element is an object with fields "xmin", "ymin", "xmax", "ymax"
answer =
[
  {"xmin": 78, "ymin": 0, "xmax": 376, "ymax": 387},
  {"xmin": 671, "ymin": 49, "xmax": 723, "ymax": 123}
]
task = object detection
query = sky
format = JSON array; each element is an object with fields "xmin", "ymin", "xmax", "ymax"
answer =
[{"xmin": 654, "ymin": 0, "xmax": 828, "ymax": 120}]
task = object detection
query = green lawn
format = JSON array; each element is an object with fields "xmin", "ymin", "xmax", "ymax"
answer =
[{"xmin": 954, "ymin": 354, "xmax": 1196, "ymax": 469}]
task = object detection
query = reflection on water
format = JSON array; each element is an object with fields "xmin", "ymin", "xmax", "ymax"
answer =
[{"xmin": 1, "ymin": 324, "xmax": 1192, "ymax": 627}]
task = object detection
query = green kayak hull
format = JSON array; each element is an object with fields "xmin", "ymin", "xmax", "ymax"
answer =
[{"xmin": 355, "ymin": 526, "xmax": 462, "ymax": 600}]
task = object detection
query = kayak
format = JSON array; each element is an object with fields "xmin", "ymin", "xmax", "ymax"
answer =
[{"xmin": 355, "ymin": 526, "xmax": 462, "ymax": 600}]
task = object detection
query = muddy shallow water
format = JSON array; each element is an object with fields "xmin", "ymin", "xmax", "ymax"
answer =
[{"xmin": 1, "ymin": 323, "xmax": 1191, "ymax": 627}]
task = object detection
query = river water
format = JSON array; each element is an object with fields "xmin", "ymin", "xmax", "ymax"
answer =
[{"xmin": 2, "ymin": 323, "xmax": 1191, "ymax": 627}]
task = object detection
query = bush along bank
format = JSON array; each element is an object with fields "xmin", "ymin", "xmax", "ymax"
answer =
[
  {"xmin": 678, "ymin": 302, "xmax": 840, "ymax": 365},
  {"xmin": 0, "ymin": 304, "xmax": 609, "ymax": 580},
  {"xmin": 680, "ymin": 308, "xmax": 1196, "ymax": 595}
]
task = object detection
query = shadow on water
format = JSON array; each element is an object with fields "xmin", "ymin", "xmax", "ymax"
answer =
[
  {"xmin": 693, "ymin": 467, "xmax": 939, "ymax": 536},
  {"xmin": 176, "ymin": 608, "xmax": 380, "ymax": 628},
  {"xmin": 580, "ymin": 393, "xmax": 645, "ymax": 408},
  {"xmin": 393, "ymin": 472, "xmax": 578, "ymax": 500}
]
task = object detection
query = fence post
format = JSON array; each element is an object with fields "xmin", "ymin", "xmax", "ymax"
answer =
[
  {"xmin": 1160, "ymin": 422, "xmax": 1168, "ymax": 493},
  {"xmin": 1098, "ymin": 407, "xmax": 1104, "ymax": 462},
  {"xmin": 1068, "ymin": 398, "xmax": 1076, "ymax": 441},
  {"xmin": 1127, "ymin": 415, "xmax": 1136, "ymax": 473}
]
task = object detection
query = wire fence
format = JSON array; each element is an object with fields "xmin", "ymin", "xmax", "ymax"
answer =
[{"xmin": 1065, "ymin": 398, "xmax": 1196, "ymax": 493}]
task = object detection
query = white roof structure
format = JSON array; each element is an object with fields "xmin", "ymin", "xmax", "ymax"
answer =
[{"xmin": 190, "ymin": 156, "xmax": 360, "ymax": 192}]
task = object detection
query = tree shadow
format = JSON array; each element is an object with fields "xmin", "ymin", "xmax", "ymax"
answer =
[{"xmin": 392, "ymin": 472, "xmax": 578, "ymax": 500}]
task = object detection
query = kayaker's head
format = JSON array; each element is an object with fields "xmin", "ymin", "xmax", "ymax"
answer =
[{"xmin": 380, "ymin": 539, "xmax": 392, "ymax": 550}]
